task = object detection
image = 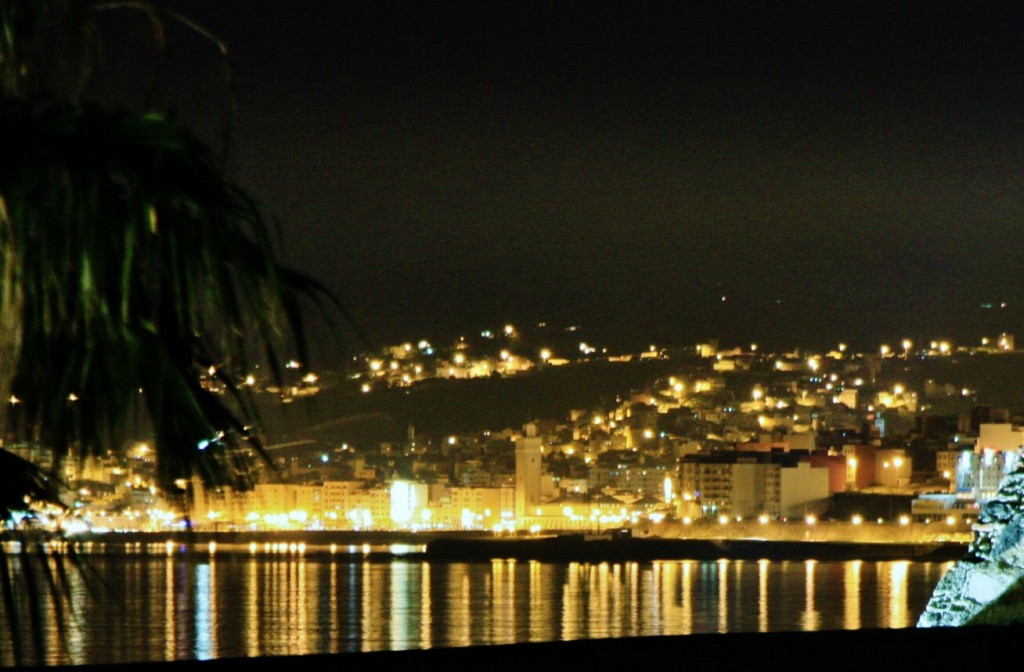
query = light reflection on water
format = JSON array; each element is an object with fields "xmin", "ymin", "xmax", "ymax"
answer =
[{"xmin": 0, "ymin": 549, "xmax": 952, "ymax": 667}]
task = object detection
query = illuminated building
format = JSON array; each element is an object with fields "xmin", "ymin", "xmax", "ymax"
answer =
[
  {"xmin": 515, "ymin": 423, "xmax": 543, "ymax": 527},
  {"xmin": 678, "ymin": 454, "xmax": 829, "ymax": 520},
  {"xmin": 390, "ymin": 481, "xmax": 428, "ymax": 527}
]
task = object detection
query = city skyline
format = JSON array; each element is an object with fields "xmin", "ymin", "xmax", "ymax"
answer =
[
  {"xmin": 137, "ymin": 2, "xmax": 1024, "ymax": 357},
  {"xmin": 7, "ymin": 5, "xmax": 1024, "ymax": 665}
]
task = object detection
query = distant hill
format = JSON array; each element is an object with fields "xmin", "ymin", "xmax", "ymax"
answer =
[
  {"xmin": 258, "ymin": 358, "xmax": 683, "ymax": 450},
  {"xmin": 254, "ymin": 351, "xmax": 1024, "ymax": 454}
]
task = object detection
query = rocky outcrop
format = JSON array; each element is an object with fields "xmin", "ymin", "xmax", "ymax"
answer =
[{"xmin": 918, "ymin": 464, "xmax": 1024, "ymax": 627}]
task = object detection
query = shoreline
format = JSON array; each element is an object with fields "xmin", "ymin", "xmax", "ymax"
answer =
[{"xmin": 11, "ymin": 530, "xmax": 970, "ymax": 563}]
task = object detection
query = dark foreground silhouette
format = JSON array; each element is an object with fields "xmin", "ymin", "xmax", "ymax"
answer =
[{"xmin": 28, "ymin": 625, "xmax": 1020, "ymax": 672}]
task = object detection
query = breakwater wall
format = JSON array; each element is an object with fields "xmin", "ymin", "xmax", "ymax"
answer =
[{"xmin": 423, "ymin": 534, "xmax": 968, "ymax": 562}]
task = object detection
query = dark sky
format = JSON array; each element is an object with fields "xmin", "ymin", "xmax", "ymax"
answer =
[{"xmin": 134, "ymin": 2, "xmax": 1024, "ymax": 356}]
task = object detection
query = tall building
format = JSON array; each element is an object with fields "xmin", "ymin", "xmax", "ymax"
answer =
[{"xmin": 515, "ymin": 423, "xmax": 543, "ymax": 526}]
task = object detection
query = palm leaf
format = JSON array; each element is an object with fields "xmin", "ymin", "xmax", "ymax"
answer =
[
  {"xmin": 0, "ymin": 99, "xmax": 336, "ymax": 493},
  {"xmin": 0, "ymin": 449, "xmax": 63, "ymax": 520},
  {"xmin": 0, "ymin": 2, "xmax": 354, "ymax": 664}
]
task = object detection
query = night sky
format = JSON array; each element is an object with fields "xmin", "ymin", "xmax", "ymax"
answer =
[{"xmin": 136, "ymin": 2, "xmax": 1024, "ymax": 357}]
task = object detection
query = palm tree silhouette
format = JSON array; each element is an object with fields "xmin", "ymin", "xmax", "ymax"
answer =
[{"xmin": 0, "ymin": 2, "xmax": 345, "ymax": 663}]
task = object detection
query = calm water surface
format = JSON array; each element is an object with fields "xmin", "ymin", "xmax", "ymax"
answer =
[{"xmin": 0, "ymin": 544, "xmax": 952, "ymax": 667}]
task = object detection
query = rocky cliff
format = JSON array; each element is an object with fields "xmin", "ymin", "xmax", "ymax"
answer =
[{"xmin": 918, "ymin": 463, "xmax": 1024, "ymax": 627}]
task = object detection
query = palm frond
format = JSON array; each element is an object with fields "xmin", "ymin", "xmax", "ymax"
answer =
[
  {"xmin": 0, "ymin": 449, "xmax": 63, "ymax": 520},
  {"xmin": 0, "ymin": 98, "xmax": 333, "ymax": 493},
  {"xmin": 0, "ymin": 2, "xmax": 354, "ymax": 665}
]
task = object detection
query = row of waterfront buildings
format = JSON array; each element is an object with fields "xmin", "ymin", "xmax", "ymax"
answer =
[
  {"xmin": 13, "ymin": 335, "xmax": 1024, "ymax": 536},
  {"xmin": 139, "ymin": 419, "xmax": 1022, "ymax": 535}
]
